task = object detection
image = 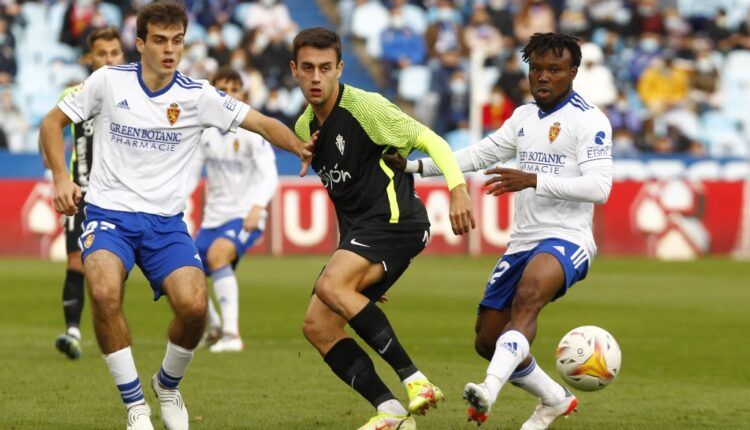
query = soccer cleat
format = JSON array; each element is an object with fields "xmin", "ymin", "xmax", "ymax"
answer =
[
  {"xmin": 519, "ymin": 387, "xmax": 578, "ymax": 430},
  {"xmin": 55, "ymin": 333, "xmax": 82, "ymax": 359},
  {"xmin": 405, "ymin": 379, "xmax": 444, "ymax": 415},
  {"xmin": 357, "ymin": 412, "xmax": 416, "ymax": 430},
  {"xmin": 208, "ymin": 335, "xmax": 244, "ymax": 353},
  {"xmin": 126, "ymin": 402, "xmax": 154, "ymax": 430},
  {"xmin": 463, "ymin": 382, "xmax": 492, "ymax": 425},
  {"xmin": 151, "ymin": 374, "xmax": 188, "ymax": 430},
  {"xmin": 199, "ymin": 326, "xmax": 222, "ymax": 348}
]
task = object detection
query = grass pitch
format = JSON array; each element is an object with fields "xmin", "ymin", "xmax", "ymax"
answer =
[{"xmin": 0, "ymin": 256, "xmax": 748, "ymax": 429}]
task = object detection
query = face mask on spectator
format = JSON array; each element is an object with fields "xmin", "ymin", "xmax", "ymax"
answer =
[
  {"xmin": 437, "ymin": 8, "xmax": 454, "ymax": 23},
  {"xmin": 640, "ymin": 38, "xmax": 659, "ymax": 52},
  {"xmin": 231, "ymin": 59, "xmax": 245, "ymax": 70},
  {"xmin": 391, "ymin": 16, "xmax": 407, "ymax": 30},
  {"xmin": 696, "ymin": 58, "xmax": 713, "ymax": 73},
  {"xmin": 450, "ymin": 79, "xmax": 468, "ymax": 95},
  {"xmin": 207, "ymin": 32, "xmax": 221, "ymax": 48},
  {"xmin": 261, "ymin": 0, "xmax": 276, "ymax": 6}
]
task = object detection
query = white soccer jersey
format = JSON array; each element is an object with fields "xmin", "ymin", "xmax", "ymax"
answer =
[
  {"xmin": 194, "ymin": 128, "xmax": 279, "ymax": 229},
  {"xmin": 421, "ymin": 92, "xmax": 613, "ymax": 260},
  {"xmin": 58, "ymin": 62, "xmax": 251, "ymax": 216}
]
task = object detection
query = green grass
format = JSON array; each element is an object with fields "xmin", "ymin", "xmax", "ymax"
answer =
[{"xmin": 0, "ymin": 256, "xmax": 748, "ymax": 429}]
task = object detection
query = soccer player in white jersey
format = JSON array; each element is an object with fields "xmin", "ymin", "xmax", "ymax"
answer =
[
  {"xmin": 39, "ymin": 2, "xmax": 311, "ymax": 430},
  {"xmin": 191, "ymin": 66, "xmax": 279, "ymax": 353},
  {"xmin": 389, "ymin": 33, "xmax": 613, "ymax": 429}
]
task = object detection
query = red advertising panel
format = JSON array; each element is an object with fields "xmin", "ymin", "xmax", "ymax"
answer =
[
  {"xmin": 416, "ymin": 180, "xmax": 469, "ymax": 254},
  {"xmin": 273, "ymin": 179, "xmax": 338, "ymax": 255}
]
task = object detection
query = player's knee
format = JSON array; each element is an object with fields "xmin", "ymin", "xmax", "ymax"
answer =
[
  {"xmin": 302, "ymin": 316, "xmax": 323, "ymax": 344},
  {"xmin": 206, "ymin": 248, "xmax": 231, "ymax": 273},
  {"xmin": 474, "ymin": 333, "xmax": 496, "ymax": 360},
  {"xmin": 87, "ymin": 284, "xmax": 120, "ymax": 313},
  {"xmin": 314, "ymin": 274, "xmax": 341, "ymax": 306},
  {"xmin": 179, "ymin": 298, "xmax": 207, "ymax": 327}
]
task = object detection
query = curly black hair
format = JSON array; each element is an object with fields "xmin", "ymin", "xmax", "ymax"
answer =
[{"xmin": 521, "ymin": 33, "xmax": 582, "ymax": 68}]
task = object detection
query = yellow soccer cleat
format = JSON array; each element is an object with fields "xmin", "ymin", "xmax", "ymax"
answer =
[
  {"xmin": 357, "ymin": 412, "xmax": 416, "ymax": 430},
  {"xmin": 405, "ymin": 379, "xmax": 445, "ymax": 415}
]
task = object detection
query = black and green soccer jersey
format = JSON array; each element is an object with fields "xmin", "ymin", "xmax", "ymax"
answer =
[
  {"xmin": 61, "ymin": 85, "xmax": 94, "ymax": 192},
  {"xmin": 295, "ymin": 83, "xmax": 465, "ymax": 237}
]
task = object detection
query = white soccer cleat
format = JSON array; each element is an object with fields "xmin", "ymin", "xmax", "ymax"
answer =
[
  {"xmin": 151, "ymin": 374, "xmax": 189, "ymax": 430},
  {"xmin": 463, "ymin": 382, "xmax": 492, "ymax": 425},
  {"xmin": 520, "ymin": 387, "xmax": 578, "ymax": 430},
  {"xmin": 208, "ymin": 335, "xmax": 244, "ymax": 353},
  {"xmin": 126, "ymin": 402, "xmax": 154, "ymax": 430}
]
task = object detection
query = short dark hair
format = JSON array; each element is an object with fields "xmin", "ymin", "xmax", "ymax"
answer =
[
  {"xmin": 136, "ymin": 1, "xmax": 188, "ymax": 41},
  {"xmin": 87, "ymin": 26, "xmax": 122, "ymax": 51},
  {"xmin": 292, "ymin": 27, "xmax": 342, "ymax": 64},
  {"xmin": 521, "ymin": 33, "xmax": 582, "ymax": 68},
  {"xmin": 211, "ymin": 66, "xmax": 243, "ymax": 86}
]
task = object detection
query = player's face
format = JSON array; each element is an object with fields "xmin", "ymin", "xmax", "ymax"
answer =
[
  {"xmin": 214, "ymin": 78, "xmax": 244, "ymax": 101},
  {"xmin": 528, "ymin": 48, "xmax": 577, "ymax": 109},
  {"xmin": 136, "ymin": 23, "xmax": 185, "ymax": 77},
  {"xmin": 89, "ymin": 38, "xmax": 124, "ymax": 71},
  {"xmin": 290, "ymin": 46, "xmax": 343, "ymax": 107}
]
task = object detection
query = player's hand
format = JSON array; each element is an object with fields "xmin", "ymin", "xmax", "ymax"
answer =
[
  {"xmin": 377, "ymin": 294, "xmax": 388, "ymax": 304},
  {"xmin": 52, "ymin": 177, "xmax": 81, "ymax": 216},
  {"xmin": 381, "ymin": 151, "xmax": 407, "ymax": 171},
  {"xmin": 243, "ymin": 205, "xmax": 263, "ymax": 231},
  {"xmin": 484, "ymin": 167, "xmax": 536, "ymax": 196},
  {"xmin": 299, "ymin": 131, "xmax": 318, "ymax": 177},
  {"xmin": 449, "ymin": 183, "xmax": 475, "ymax": 235}
]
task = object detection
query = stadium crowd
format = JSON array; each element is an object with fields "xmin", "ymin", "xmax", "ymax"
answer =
[{"xmin": 1, "ymin": 0, "xmax": 750, "ymax": 159}]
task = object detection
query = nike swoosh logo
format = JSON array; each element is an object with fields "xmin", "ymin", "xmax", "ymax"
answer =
[
  {"xmin": 378, "ymin": 338, "xmax": 392, "ymax": 354},
  {"xmin": 350, "ymin": 238, "xmax": 370, "ymax": 248},
  {"xmin": 62, "ymin": 299, "xmax": 78, "ymax": 306}
]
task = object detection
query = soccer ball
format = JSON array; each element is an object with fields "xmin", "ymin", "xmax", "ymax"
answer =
[{"xmin": 555, "ymin": 325, "xmax": 622, "ymax": 392}]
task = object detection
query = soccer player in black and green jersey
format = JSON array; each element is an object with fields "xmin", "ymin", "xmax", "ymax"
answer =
[
  {"xmin": 291, "ymin": 28, "xmax": 475, "ymax": 430},
  {"xmin": 52, "ymin": 27, "xmax": 125, "ymax": 359}
]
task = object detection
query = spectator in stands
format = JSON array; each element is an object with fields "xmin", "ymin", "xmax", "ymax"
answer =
[
  {"xmin": 690, "ymin": 46, "xmax": 720, "ymax": 112},
  {"xmin": 558, "ymin": 0, "xmax": 592, "ymax": 39},
  {"xmin": 482, "ymin": 85, "xmax": 515, "ymax": 134},
  {"xmin": 0, "ymin": 16, "xmax": 15, "ymax": 84},
  {"xmin": 243, "ymin": 0, "xmax": 296, "ymax": 54},
  {"xmin": 255, "ymin": 31, "xmax": 294, "ymax": 88},
  {"xmin": 380, "ymin": 4, "xmax": 427, "ymax": 94},
  {"xmin": 513, "ymin": 0, "xmax": 556, "ymax": 44},
  {"xmin": 351, "ymin": 0, "xmax": 389, "ymax": 57},
  {"xmin": 60, "ymin": 0, "xmax": 109, "ymax": 49},
  {"xmin": 463, "ymin": 3, "xmax": 503, "ymax": 64},
  {"xmin": 574, "ymin": 42, "xmax": 617, "ymax": 108},
  {"xmin": 391, "ymin": 0, "xmax": 427, "ymax": 35},
  {"xmin": 486, "ymin": 0, "xmax": 516, "ymax": 41},
  {"xmin": 637, "ymin": 54, "xmax": 690, "ymax": 112},
  {"xmin": 495, "ymin": 53, "xmax": 528, "ymax": 107},
  {"xmin": 0, "ymin": 88, "xmax": 27, "ymax": 152},
  {"xmin": 632, "ymin": 0, "xmax": 664, "ymax": 35},
  {"xmin": 206, "ymin": 25, "xmax": 231, "ymax": 67}
]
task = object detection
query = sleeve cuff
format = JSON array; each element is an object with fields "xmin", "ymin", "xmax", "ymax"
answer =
[
  {"xmin": 229, "ymin": 102, "xmax": 251, "ymax": 133},
  {"xmin": 58, "ymin": 100, "xmax": 84, "ymax": 124}
]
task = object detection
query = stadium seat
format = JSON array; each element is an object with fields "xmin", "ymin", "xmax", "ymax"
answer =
[
  {"xmin": 398, "ymin": 65, "xmax": 431, "ymax": 102},
  {"xmin": 221, "ymin": 24, "xmax": 243, "ymax": 51},
  {"xmin": 98, "ymin": 2, "xmax": 123, "ymax": 27}
]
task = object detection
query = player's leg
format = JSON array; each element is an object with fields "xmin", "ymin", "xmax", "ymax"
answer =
[
  {"xmin": 85, "ymin": 249, "xmax": 152, "ymax": 428},
  {"xmin": 205, "ymin": 237, "xmax": 241, "ymax": 352},
  {"xmin": 151, "ymin": 265, "xmax": 206, "ymax": 430},
  {"xmin": 303, "ymin": 292, "xmax": 414, "ymax": 430},
  {"xmin": 193, "ymin": 227, "xmax": 222, "ymax": 346},
  {"xmin": 56, "ymin": 212, "xmax": 86, "ymax": 359}
]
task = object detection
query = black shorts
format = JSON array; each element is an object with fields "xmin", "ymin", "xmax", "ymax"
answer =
[
  {"xmin": 65, "ymin": 198, "xmax": 87, "ymax": 254},
  {"xmin": 315, "ymin": 224, "xmax": 430, "ymax": 301}
]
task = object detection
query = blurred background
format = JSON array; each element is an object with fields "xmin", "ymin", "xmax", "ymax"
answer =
[{"xmin": 0, "ymin": 0, "xmax": 748, "ymax": 261}]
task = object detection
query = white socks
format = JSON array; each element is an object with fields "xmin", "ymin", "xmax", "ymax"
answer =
[
  {"xmin": 157, "ymin": 341, "xmax": 195, "ymax": 389},
  {"xmin": 402, "ymin": 370, "xmax": 427, "ymax": 385},
  {"xmin": 485, "ymin": 330, "xmax": 530, "ymax": 403},
  {"xmin": 212, "ymin": 266, "xmax": 239, "ymax": 336},
  {"xmin": 377, "ymin": 399, "xmax": 409, "ymax": 416},
  {"xmin": 67, "ymin": 326, "xmax": 81, "ymax": 340},
  {"xmin": 207, "ymin": 295, "xmax": 222, "ymax": 330},
  {"xmin": 104, "ymin": 346, "xmax": 144, "ymax": 408},
  {"xmin": 510, "ymin": 356, "xmax": 566, "ymax": 405}
]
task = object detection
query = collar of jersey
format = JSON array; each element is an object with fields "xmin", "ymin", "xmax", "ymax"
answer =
[
  {"xmin": 536, "ymin": 91, "xmax": 577, "ymax": 119},
  {"xmin": 136, "ymin": 62, "xmax": 177, "ymax": 98}
]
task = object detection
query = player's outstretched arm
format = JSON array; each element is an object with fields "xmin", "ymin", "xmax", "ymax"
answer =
[
  {"xmin": 239, "ymin": 109, "xmax": 314, "ymax": 176},
  {"xmin": 39, "ymin": 106, "xmax": 81, "ymax": 215}
]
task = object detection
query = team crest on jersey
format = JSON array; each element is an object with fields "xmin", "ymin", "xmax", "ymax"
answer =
[
  {"xmin": 83, "ymin": 234, "xmax": 94, "ymax": 249},
  {"xmin": 549, "ymin": 122, "xmax": 561, "ymax": 143},
  {"xmin": 167, "ymin": 103, "xmax": 180, "ymax": 126},
  {"xmin": 335, "ymin": 134, "xmax": 345, "ymax": 155},
  {"xmin": 233, "ymin": 139, "xmax": 240, "ymax": 153}
]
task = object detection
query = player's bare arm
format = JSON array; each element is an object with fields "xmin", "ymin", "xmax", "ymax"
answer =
[
  {"xmin": 243, "ymin": 205, "xmax": 264, "ymax": 231},
  {"xmin": 39, "ymin": 106, "xmax": 81, "ymax": 216},
  {"xmin": 484, "ymin": 167, "xmax": 537, "ymax": 196},
  {"xmin": 239, "ymin": 109, "xmax": 315, "ymax": 176}
]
